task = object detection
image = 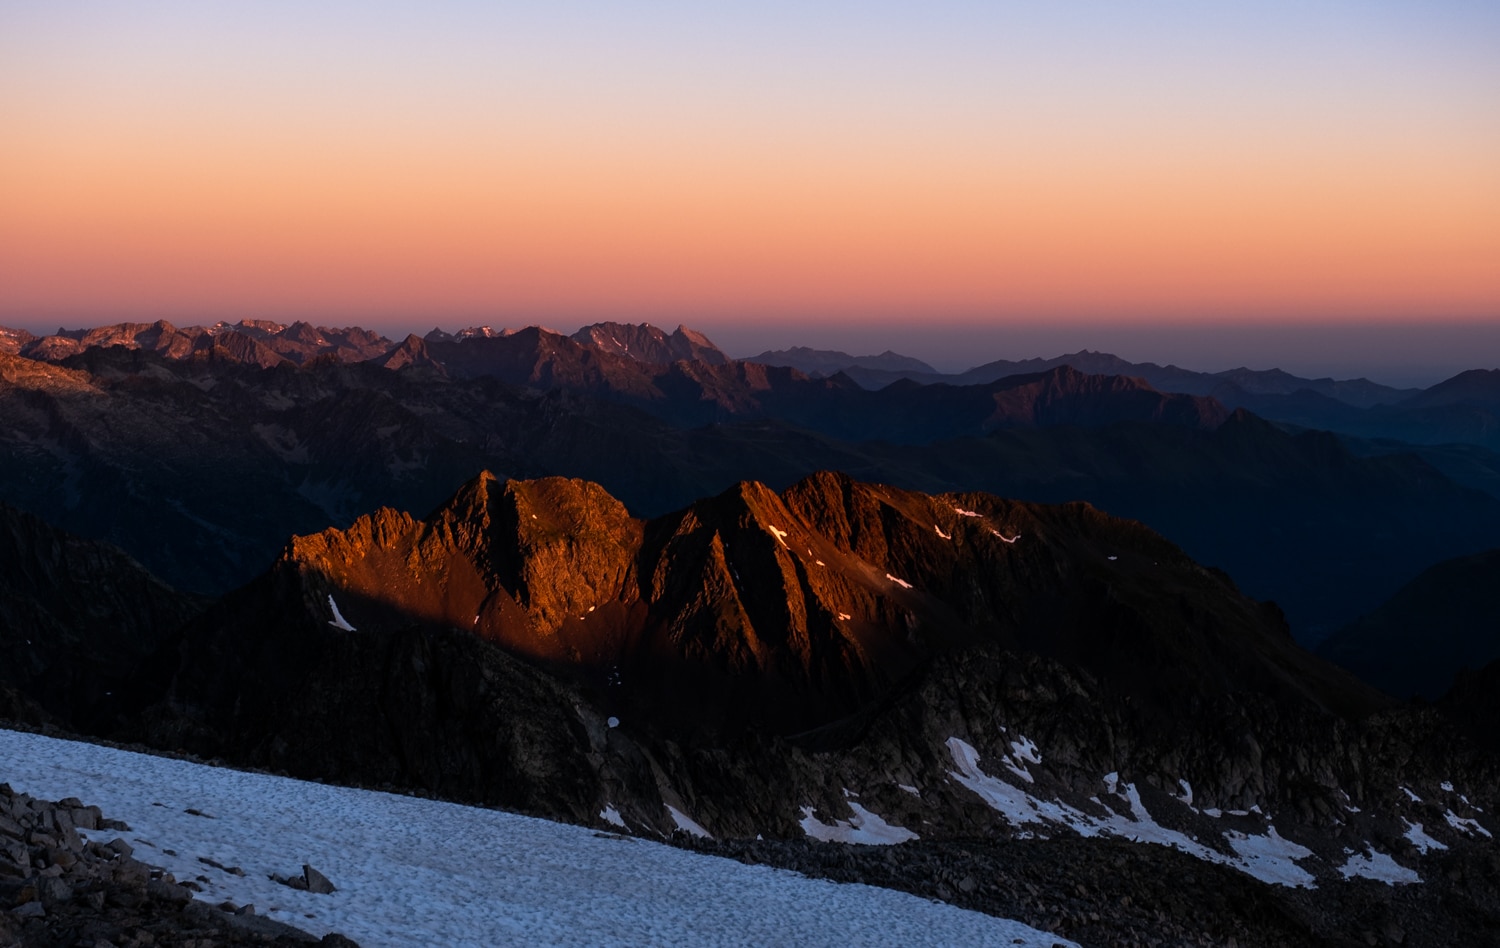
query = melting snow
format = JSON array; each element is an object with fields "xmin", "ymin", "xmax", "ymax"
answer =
[
  {"xmin": 799, "ymin": 803, "xmax": 919, "ymax": 846},
  {"xmin": 1175, "ymin": 780, "xmax": 1194, "ymax": 807},
  {"xmin": 885, "ymin": 574, "xmax": 913, "ymax": 589},
  {"xmin": 600, "ymin": 806, "xmax": 626, "ymax": 829},
  {"xmin": 947, "ymin": 739, "xmax": 1316, "ymax": 888},
  {"xmin": 1445, "ymin": 810, "xmax": 1493, "ymax": 838},
  {"xmin": 1402, "ymin": 819, "xmax": 1447, "ymax": 853},
  {"xmin": 666, "ymin": 805, "xmax": 712, "ymax": 839},
  {"xmin": 327, "ymin": 596, "xmax": 357, "ymax": 632},
  {"xmin": 0, "ymin": 730, "xmax": 1070, "ymax": 947},
  {"xmin": 1339, "ymin": 847, "xmax": 1420, "ymax": 885}
]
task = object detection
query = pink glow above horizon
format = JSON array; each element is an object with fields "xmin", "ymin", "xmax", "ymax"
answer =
[{"xmin": 2, "ymin": 3, "xmax": 1497, "ymax": 333}]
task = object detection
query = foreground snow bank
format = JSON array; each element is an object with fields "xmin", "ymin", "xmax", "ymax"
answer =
[{"xmin": 0, "ymin": 729, "xmax": 1071, "ymax": 948}]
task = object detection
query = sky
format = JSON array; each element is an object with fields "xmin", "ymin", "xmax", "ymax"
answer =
[{"xmin": 2, "ymin": 2, "xmax": 1497, "ymax": 379}]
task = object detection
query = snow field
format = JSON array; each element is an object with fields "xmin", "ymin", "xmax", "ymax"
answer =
[{"xmin": 0, "ymin": 729, "xmax": 1071, "ymax": 948}]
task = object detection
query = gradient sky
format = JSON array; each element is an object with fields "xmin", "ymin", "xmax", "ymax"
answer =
[{"xmin": 2, "ymin": 2, "xmax": 1497, "ymax": 377}]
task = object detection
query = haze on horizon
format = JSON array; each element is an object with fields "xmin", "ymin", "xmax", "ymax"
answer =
[{"xmin": 2, "ymin": 2, "xmax": 1497, "ymax": 384}]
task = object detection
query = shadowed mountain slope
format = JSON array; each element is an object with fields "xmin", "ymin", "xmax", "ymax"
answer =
[
  {"xmin": 0, "ymin": 504, "xmax": 203, "ymax": 725},
  {"xmin": 1318, "ymin": 550, "xmax": 1500, "ymax": 700}
]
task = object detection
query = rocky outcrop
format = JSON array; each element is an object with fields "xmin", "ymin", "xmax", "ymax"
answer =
[{"xmin": 0, "ymin": 781, "xmax": 356, "ymax": 947}]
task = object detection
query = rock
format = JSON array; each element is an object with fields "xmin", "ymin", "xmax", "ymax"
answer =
[
  {"xmin": 303, "ymin": 864, "xmax": 336, "ymax": 895},
  {"xmin": 35, "ymin": 874, "xmax": 72, "ymax": 904},
  {"xmin": 10, "ymin": 899, "xmax": 43, "ymax": 918}
]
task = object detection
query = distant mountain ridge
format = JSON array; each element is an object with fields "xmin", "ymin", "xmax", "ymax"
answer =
[
  {"xmin": 749, "ymin": 346, "xmax": 937, "ymax": 376},
  {"xmin": 839, "ymin": 349, "xmax": 1417, "ymax": 409}
]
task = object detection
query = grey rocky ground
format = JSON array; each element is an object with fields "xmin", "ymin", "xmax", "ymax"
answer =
[{"xmin": 0, "ymin": 782, "xmax": 357, "ymax": 948}]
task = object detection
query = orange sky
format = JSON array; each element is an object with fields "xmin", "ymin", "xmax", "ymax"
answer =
[{"xmin": 2, "ymin": 3, "xmax": 1497, "ymax": 332}]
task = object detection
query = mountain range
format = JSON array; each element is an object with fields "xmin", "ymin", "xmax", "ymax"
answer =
[
  {"xmin": 5, "ymin": 317, "xmax": 1500, "ymax": 943},
  {"xmin": 4, "ymin": 469, "xmax": 1500, "ymax": 944},
  {"xmin": 1, "ymin": 320, "xmax": 1496, "ymax": 645}
]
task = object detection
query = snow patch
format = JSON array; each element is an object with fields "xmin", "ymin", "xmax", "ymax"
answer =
[
  {"xmin": 1175, "ymin": 780, "xmax": 1194, "ymax": 807},
  {"xmin": 799, "ymin": 803, "xmax": 919, "ymax": 846},
  {"xmin": 953, "ymin": 508, "xmax": 980, "ymax": 517},
  {"xmin": 1400, "ymin": 786, "xmax": 1422, "ymax": 803},
  {"xmin": 1009, "ymin": 736, "xmax": 1042, "ymax": 766},
  {"xmin": 600, "ymin": 805, "xmax": 626, "ymax": 829},
  {"xmin": 767, "ymin": 525, "xmax": 789, "ymax": 548},
  {"xmin": 898, "ymin": 784, "xmax": 920, "ymax": 797},
  {"xmin": 837, "ymin": 612, "xmax": 851, "ymax": 621},
  {"xmin": 666, "ymin": 805, "xmax": 712, "ymax": 839},
  {"xmin": 1445, "ymin": 810, "xmax": 1492, "ymax": 838},
  {"xmin": 327, "ymin": 596, "xmax": 356, "ymax": 632},
  {"xmin": 1403, "ymin": 819, "xmax": 1447, "ymax": 853},
  {"xmin": 946, "ymin": 740, "xmax": 1316, "ymax": 888},
  {"xmin": 934, "ymin": 525, "xmax": 951, "ymax": 540},
  {"xmin": 1340, "ymin": 847, "xmax": 1420, "ymax": 885},
  {"xmin": 885, "ymin": 574, "xmax": 913, "ymax": 589},
  {"xmin": 990, "ymin": 531, "xmax": 1020, "ymax": 543},
  {"xmin": 1, "ymin": 729, "xmax": 1067, "ymax": 947}
]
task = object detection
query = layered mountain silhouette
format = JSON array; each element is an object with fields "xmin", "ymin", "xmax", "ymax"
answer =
[
  {"xmin": 749, "ymin": 346, "xmax": 937, "ymax": 376},
  {"xmin": 2, "ymin": 329, "xmax": 1498, "ymax": 646},
  {"xmin": 831, "ymin": 349, "xmax": 1417, "ymax": 409}
]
